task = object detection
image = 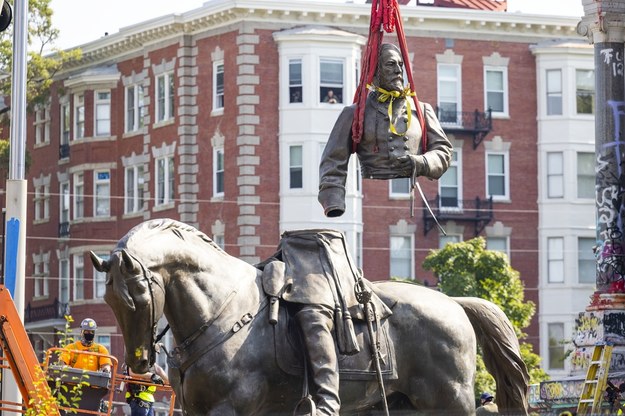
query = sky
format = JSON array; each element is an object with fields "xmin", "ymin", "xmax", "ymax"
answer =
[{"xmin": 49, "ymin": 0, "xmax": 585, "ymax": 50}]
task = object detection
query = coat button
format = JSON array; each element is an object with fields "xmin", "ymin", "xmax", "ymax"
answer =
[
  {"xmin": 403, "ymin": 136, "xmax": 409, "ymax": 141},
  {"xmin": 390, "ymin": 146, "xmax": 395, "ymax": 151},
  {"xmin": 403, "ymin": 145, "xmax": 409, "ymax": 150}
]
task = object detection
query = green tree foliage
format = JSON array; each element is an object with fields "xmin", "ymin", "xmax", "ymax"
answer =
[
  {"xmin": 422, "ymin": 237, "xmax": 549, "ymax": 393},
  {"xmin": 0, "ymin": 0, "xmax": 81, "ymax": 111}
]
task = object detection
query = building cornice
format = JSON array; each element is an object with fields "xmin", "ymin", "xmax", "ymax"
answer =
[{"xmin": 58, "ymin": 0, "xmax": 583, "ymax": 73}]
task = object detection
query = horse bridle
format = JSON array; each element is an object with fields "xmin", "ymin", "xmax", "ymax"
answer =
[{"xmin": 125, "ymin": 251, "xmax": 166, "ymax": 367}]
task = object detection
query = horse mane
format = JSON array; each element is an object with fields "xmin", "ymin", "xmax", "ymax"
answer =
[{"xmin": 115, "ymin": 218, "xmax": 227, "ymax": 269}]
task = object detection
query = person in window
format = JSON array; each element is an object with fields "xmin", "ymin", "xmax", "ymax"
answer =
[
  {"xmin": 323, "ymin": 89, "xmax": 338, "ymax": 104},
  {"xmin": 60, "ymin": 318, "xmax": 112, "ymax": 373},
  {"xmin": 318, "ymin": 43, "xmax": 452, "ymax": 217},
  {"xmin": 124, "ymin": 362, "xmax": 169, "ymax": 416}
]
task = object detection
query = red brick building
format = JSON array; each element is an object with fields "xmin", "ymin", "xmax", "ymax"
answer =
[{"xmin": 21, "ymin": 0, "xmax": 582, "ymax": 381}]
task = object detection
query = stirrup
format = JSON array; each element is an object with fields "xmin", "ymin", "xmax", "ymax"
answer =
[{"xmin": 293, "ymin": 395, "xmax": 316, "ymax": 416}]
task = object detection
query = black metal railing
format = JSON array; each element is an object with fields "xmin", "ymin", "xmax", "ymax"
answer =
[
  {"xmin": 25, "ymin": 298, "xmax": 70, "ymax": 323},
  {"xmin": 436, "ymin": 108, "xmax": 493, "ymax": 149},
  {"xmin": 58, "ymin": 221, "xmax": 70, "ymax": 238},
  {"xmin": 423, "ymin": 194, "xmax": 493, "ymax": 236}
]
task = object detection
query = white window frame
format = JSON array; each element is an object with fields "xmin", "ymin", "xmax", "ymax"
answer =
[
  {"xmin": 437, "ymin": 63, "xmax": 462, "ymax": 125},
  {"xmin": 389, "ymin": 235, "xmax": 414, "ymax": 280},
  {"xmin": 73, "ymin": 172, "xmax": 84, "ymax": 219},
  {"xmin": 439, "ymin": 233, "xmax": 462, "ymax": 248},
  {"xmin": 546, "ymin": 69, "xmax": 562, "ymax": 116},
  {"xmin": 155, "ymin": 71, "xmax": 175, "ymax": 123},
  {"xmin": 487, "ymin": 236, "xmax": 510, "ymax": 259},
  {"xmin": 33, "ymin": 259, "xmax": 43, "ymax": 298},
  {"xmin": 60, "ymin": 181, "xmax": 70, "ymax": 224},
  {"xmin": 319, "ymin": 58, "xmax": 344, "ymax": 104},
  {"xmin": 547, "ymin": 237, "xmax": 564, "ymax": 283},
  {"xmin": 214, "ymin": 234, "xmax": 225, "ymax": 250},
  {"xmin": 60, "ymin": 101, "xmax": 70, "ymax": 147},
  {"xmin": 547, "ymin": 152, "xmax": 564, "ymax": 198},
  {"xmin": 155, "ymin": 155, "xmax": 175, "ymax": 206},
  {"xmin": 289, "ymin": 58, "xmax": 303, "ymax": 104},
  {"xmin": 289, "ymin": 145, "xmax": 303, "ymax": 190},
  {"xmin": 73, "ymin": 254, "xmax": 84, "ymax": 301},
  {"xmin": 34, "ymin": 104, "xmax": 50, "ymax": 146},
  {"xmin": 578, "ymin": 237, "xmax": 596, "ymax": 284},
  {"xmin": 124, "ymin": 164, "xmax": 145, "ymax": 214},
  {"xmin": 577, "ymin": 151, "xmax": 594, "ymax": 199},
  {"xmin": 59, "ymin": 258, "xmax": 70, "ymax": 305},
  {"xmin": 34, "ymin": 183, "xmax": 50, "ymax": 222},
  {"xmin": 439, "ymin": 148, "xmax": 462, "ymax": 210},
  {"xmin": 213, "ymin": 61, "xmax": 224, "ymax": 112},
  {"xmin": 73, "ymin": 93, "xmax": 85, "ymax": 140},
  {"xmin": 94, "ymin": 170, "xmax": 111, "ymax": 217},
  {"xmin": 213, "ymin": 148, "xmax": 224, "ymax": 197},
  {"xmin": 389, "ymin": 178, "xmax": 410, "ymax": 198},
  {"xmin": 94, "ymin": 90, "xmax": 111, "ymax": 136},
  {"xmin": 484, "ymin": 66, "xmax": 508, "ymax": 117},
  {"xmin": 125, "ymin": 83, "xmax": 144, "ymax": 133},
  {"xmin": 485, "ymin": 151, "xmax": 510, "ymax": 201},
  {"xmin": 576, "ymin": 69, "xmax": 595, "ymax": 115},
  {"xmin": 548, "ymin": 322, "xmax": 565, "ymax": 370}
]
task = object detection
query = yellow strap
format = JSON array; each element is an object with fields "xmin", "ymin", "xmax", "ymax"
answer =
[{"xmin": 367, "ymin": 84, "xmax": 416, "ymax": 136}]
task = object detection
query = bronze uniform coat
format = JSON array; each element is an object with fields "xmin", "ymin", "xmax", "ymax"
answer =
[{"xmin": 318, "ymin": 93, "xmax": 452, "ymax": 216}]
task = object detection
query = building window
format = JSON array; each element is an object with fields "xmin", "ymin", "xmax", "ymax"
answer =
[
  {"xmin": 33, "ymin": 256, "xmax": 49, "ymax": 298},
  {"xmin": 390, "ymin": 178, "xmax": 410, "ymax": 197},
  {"xmin": 213, "ymin": 61, "xmax": 224, "ymax": 111},
  {"xmin": 95, "ymin": 90, "xmax": 111, "ymax": 136},
  {"xmin": 289, "ymin": 145, "xmax": 303, "ymax": 189},
  {"xmin": 214, "ymin": 234, "xmax": 225, "ymax": 250},
  {"xmin": 93, "ymin": 253, "xmax": 109, "ymax": 299},
  {"xmin": 125, "ymin": 84, "xmax": 144, "ymax": 132},
  {"xmin": 320, "ymin": 59, "xmax": 343, "ymax": 104},
  {"xmin": 59, "ymin": 258, "xmax": 69, "ymax": 304},
  {"xmin": 34, "ymin": 184, "xmax": 50, "ymax": 221},
  {"xmin": 73, "ymin": 254, "xmax": 84, "ymax": 301},
  {"xmin": 576, "ymin": 69, "xmax": 595, "ymax": 115},
  {"xmin": 213, "ymin": 148, "xmax": 224, "ymax": 196},
  {"xmin": 73, "ymin": 173, "xmax": 84, "ymax": 219},
  {"xmin": 578, "ymin": 237, "xmax": 596, "ymax": 284},
  {"xmin": 156, "ymin": 155, "xmax": 175, "ymax": 206},
  {"xmin": 440, "ymin": 149, "xmax": 461, "ymax": 209},
  {"xmin": 34, "ymin": 105, "xmax": 50, "ymax": 145},
  {"xmin": 125, "ymin": 165, "xmax": 145, "ymax": 214},
  {"xmin": 60, "ymin": 181, "xmax": 70, "ymax": 224},
  {"xmin": 437, "ymin": 63, "xmax": 461, "ymax": 124},
  {"xmin": 289, "ymin": 59, "xmax": 303, "ymax": 103},
  {"xmin": 486, "ymin": 152, "xmax": 509, "ymax": 200},
  {"xmin": 484, "ymin": 67, "xmax": 508, "ymax": 116},
  {"xmin": 74, "ymin": 94, "xmax": 84, "ymax": 139},
  {"xmin": 547, "ymin": 237, "xmax": 564, "ymax": 283},
  {"xmin": 60, "ymin": 102, "xmax": 70, "ymax": 147},
  {"xmin": 577, "ymin": 152, "xmax": 594, "ymax": 199},
  {"xmin": 487, "ymin": 236, "xmax": 509, "ymax": 259},
  {"xmin": 390, "ymin": 235, "xmax": 413, "ymax": 279},
  {"xmin": 96, "ymin": 334, "xmax": 111, "ymax": 352},
  {"xmin": 547, "ymin": 152, "xmax": 564, "ymax": 198},
  {"xmin": 156, "ymin": 72, "xmax": 175, "ymax": 122},
  {"xmin": 546, "ymin": 69, "xmax": 562, "ymax": 116},
  {"xmin": 548, "ymin": 323, "xmax": 565, "ymax": 370},
  {"xmin": 94, "ymin": 170, "xmax": 110, "ymax": 217},
  {"xmin": 439, "ymin": 234, "xmax": 461, "ymax": 248}
]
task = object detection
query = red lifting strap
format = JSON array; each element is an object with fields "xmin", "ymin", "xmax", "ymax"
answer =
[{"xmin": 351, "ymin": 0, "xmax": 427, "ymax": 154}]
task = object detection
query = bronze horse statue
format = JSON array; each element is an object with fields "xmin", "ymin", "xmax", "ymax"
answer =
[{"xmin": 90, "ymin": 219, "xmax": 529, "ymax": 415}]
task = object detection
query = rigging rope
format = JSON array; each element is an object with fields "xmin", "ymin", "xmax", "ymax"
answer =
[{"xmin": 351, "ymin": 0, "xmax": 427, "ymax": 154}]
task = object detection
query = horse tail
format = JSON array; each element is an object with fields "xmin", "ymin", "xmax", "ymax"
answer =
[{"xmin": 453, "ymin": 296, "xmax": 530, "ymax": 416}]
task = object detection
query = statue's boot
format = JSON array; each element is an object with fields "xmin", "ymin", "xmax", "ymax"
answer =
[{"xmin": 296, "ymin": 305, "xmax": 341, "ymax": 416}]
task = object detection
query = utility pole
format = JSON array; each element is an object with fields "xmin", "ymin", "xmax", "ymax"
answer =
[{"xmin": 2, "ymin": 0, "xmax": 28, "ymax": 410}]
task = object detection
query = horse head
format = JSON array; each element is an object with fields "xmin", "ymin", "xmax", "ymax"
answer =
[{"xmin": 90, "ymin": 249, "xmax": 166, "ymax": 374}]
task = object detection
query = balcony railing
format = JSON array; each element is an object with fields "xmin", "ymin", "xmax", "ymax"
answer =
[
  {"xmin": 423, "ymin": 195, "xmax": 493, "ymax": 236},
  {"xmin": 25, "ymin": 298, "xmax": 70, "ymax": 323},
  {"xmin": 436, "ymin": 108, "xmax": 492, "ymax": 149},
  {"xmin": 58, "ymin": 221, "xmax": 70, "ymax": 238}
]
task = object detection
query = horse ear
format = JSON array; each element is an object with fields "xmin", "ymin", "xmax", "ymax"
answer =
[
  {"xmin": 121, "ymin": 249, "xmax": 141, "ymax": 274},
  {"xmin": 89, "ymin": 251, "xmax": 109, "ymax": 273}
]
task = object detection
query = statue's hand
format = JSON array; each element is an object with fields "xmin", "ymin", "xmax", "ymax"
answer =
[{"xmin": 397, "ymin": 155, "xmax": 426, "ymax": 176}]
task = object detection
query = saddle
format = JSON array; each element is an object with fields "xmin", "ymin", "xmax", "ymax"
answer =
[{"xmin": 258, "ymin": 229, "xmax": 397, "ymax": 381}]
